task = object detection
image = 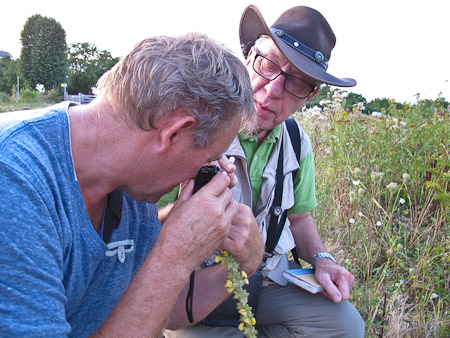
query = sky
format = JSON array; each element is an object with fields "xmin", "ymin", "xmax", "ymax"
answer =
[{"xmin": 1, "ymin": 0, "xmax": 449, "ymax": 103}]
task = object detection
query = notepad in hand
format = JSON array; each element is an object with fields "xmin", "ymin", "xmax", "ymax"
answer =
[{"xmin": 282, "ymin": 268, "xmax": 324, "ymax": 294}]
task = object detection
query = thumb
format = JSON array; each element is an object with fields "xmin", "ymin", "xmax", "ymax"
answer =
[
  {"xmin": 317, "ymin": 274, "xmax": 342, "ymax": 303},
  {"xmin": 177, "ymin": 179, "xmax": 194, "ymax": 202}
]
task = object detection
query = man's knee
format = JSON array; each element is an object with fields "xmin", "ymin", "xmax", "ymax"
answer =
[{"xmin": 327, "ymin": 300, "xmax": 365, "ymax": 338}]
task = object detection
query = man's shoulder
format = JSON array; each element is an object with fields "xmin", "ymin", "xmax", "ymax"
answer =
[{"xmin": 0, "ymin": 102, "xmax": 70, "ymax": 143}]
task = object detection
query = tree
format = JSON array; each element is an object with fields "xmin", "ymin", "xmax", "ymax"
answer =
[
  {"xmin": 20, "ymin": 14, "xmax": 67, "ymax": 90},
  {"xmin": 68, "ymin": 43, "xmax": 119, "ymax": 94},
  {"xmin": 346, "ymin": 92, "xmax": 367, "ymax": 113},
  {"xmin": 365, "ymin": 98, "xmax": 390, "ymax": 113},
  {"xmin": 0, "ymin": 57, "xmax": 19, "ymax": 94}
]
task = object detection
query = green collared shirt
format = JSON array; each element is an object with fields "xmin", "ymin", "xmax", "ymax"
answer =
[
  {"xmin": 239, "ymin": 126, "xmax": 281, "ymax": 210},
  {"xmin": 239, "ymin": 125, "xmax": 316, "ymax": 214}
]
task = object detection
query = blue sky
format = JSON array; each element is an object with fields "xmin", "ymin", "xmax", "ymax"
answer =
[{"xmin": 1, "ymin": 0, "xmax": 449, "ymax": 103}]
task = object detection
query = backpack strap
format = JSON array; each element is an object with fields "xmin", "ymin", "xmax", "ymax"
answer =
[
  {"xmin": 265, "ymin": 137, "xmax": 286, "ymax": 255},
  {"xmin": 265, "ymin": 118, "xmax": 302, "ymax": 258},
  {"xmin": 103, "ymin": 189, "xmax": 123, "ymax": 244},
  {"xmin": 285, "ymin": 117, "xmax": 302, "ymax": 178}
]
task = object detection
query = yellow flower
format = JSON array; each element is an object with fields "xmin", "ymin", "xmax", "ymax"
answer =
[
  {"xmin": 238, "ymin": 323, "xmax": 245, "ymax": 331},
  {"xmin": 245, "ymin": 318, "xmax": 252, "ymax": 325},
  {"xmin": 223, "ymin": 250, "xmax": 229, "ymax": 256},
  {"xmin": 251, "ymin": 318, "xmax": 256, "ymax": 325},
  {"xmin": 239, "ymin": 309, "xmax": 247, "ymax": 316},
  {"xmin": 214, "ymin": 256, "xmax": 223, "ymax": 263},
  {"xmin": 225, "ymin": 280, "xmax": 233, "ymax": 288},
  {"xmin": 227, "ymin": 287, "xmax": 234, "ymax": 293},
  {"xmin": 241, "ymin": 271, "xmax": 248, "ymax": 279}
]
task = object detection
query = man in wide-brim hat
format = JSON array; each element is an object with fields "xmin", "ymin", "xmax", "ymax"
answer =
[{"xmin": 164, "ymin": 4, "xmax": 365, "ymax": 338}]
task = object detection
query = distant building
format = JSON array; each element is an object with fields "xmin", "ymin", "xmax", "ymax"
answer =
[{"xmin": 0, "ymin": 51, "xmax": 13, "ymax": 59}]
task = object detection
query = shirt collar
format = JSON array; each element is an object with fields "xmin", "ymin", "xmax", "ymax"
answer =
[{"xmin": 239, "ymin": 124, "xmax": 282, "ymax": 143}]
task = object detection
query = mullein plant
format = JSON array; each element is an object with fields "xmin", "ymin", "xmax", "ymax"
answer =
[{"xmin": 215, "ymin": 250, "xmax": 258, "ymax": 337}]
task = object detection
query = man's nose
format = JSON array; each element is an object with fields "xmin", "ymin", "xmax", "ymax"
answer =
[{"xmin": 265, "ymin": 74, "xmax": 285, "ymax": 98}]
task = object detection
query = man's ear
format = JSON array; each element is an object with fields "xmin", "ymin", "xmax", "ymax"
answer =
[
  {"xmin": 158, "ymin": 114, "xmax": 196, "ymax": 153},
  {"xmin": 307, "ymin": 86, "xmax": 321, "ymax": 102}
]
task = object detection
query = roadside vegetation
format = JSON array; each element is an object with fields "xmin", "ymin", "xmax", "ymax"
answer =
[{"xmin": 297, "ymin": 89, "xmax": 449, "ymax": 337}]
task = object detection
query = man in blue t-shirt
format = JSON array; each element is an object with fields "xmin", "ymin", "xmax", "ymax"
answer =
[{"xmin": 0, "ymin": 33, "xmax": 263, "ymax": 337}]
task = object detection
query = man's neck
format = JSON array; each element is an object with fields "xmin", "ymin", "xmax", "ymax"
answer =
[
  {"xmin": 68, "ymin": 99, "xmax": 130, "ymax": 228},
  {"xmin": 256, "ymin": 129, "xmax": 271, "ymax": 145}
]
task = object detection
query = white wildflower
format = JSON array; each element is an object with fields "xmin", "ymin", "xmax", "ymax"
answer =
[
  {"xmin": 399, "ymin": 198, "xmax": 406, "ymax": 205},
  {"xmin": 402, "ymin": 173, "xmax": 410, "ymax": 181},
  {"xmin": 430, "ymin": 293, "xmax": 439, "ymax": 299},
  {"xmin": 371, "ymin": 172, "xmax": 384, "ymax": 181},
  {"xmin": 376, "ymin": 221, "xmax": 382, "ymax": 227},
  {"xmin": 386, "ymin": 182, "xmax": 398, "ymax": 191},
  {"xmin": 349, "ymin": 218, "xmax": 356, "ymax": 224}
]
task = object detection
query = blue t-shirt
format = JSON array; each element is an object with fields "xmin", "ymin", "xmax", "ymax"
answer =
[{"xmin": 0, "ymin": 102, "xmax": 161, "ymax": 337}]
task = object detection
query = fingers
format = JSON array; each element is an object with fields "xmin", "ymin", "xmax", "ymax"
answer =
[
  {"xmin": 221, "ymin": 204, "xmax": 263, "ymax": 275},
  {"xmin": 316, "ymin": 273, "xmax": 342, "ymax": 303},
  {"xmin": 218, "ymin": 155, "xmax": 238, "ymax": 188},
  {"xmin": 218, "ymin": 154, "xmax": 236, "ymax": 173},
  {"xmin": 177, "ymin": 179, "xmax": 194, "ymax": 202},
  {"xmin": 315, "ymin": 263, "xmax": 355, "ymax": 303}
]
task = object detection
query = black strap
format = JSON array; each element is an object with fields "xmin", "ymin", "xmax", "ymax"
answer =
[
  {"xmin": 265, "ymin": 137, "xmax": 286, "ymax": 255},
  {"xmin": 285, "ymin": 117, "xmax": 301, "ymax": 177},
  {"xmin": 102, "ymin": 189, "xmax": 123, "ymax": 244},
  {"xmin": 186, "ymin": 271, "xmax": 195, "ymax": 323},
  {"xmin": 265, "ymin": 118, "xmax": 302, "ymax": 257}
]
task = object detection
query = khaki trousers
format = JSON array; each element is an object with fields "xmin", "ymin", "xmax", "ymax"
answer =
[{"xmin": 164, "ymin": 278, "xmax": 365, "ymax": 338}]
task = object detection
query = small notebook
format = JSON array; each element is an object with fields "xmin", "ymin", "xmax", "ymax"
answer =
[{"xmin": 282, "ymin": 268, "xmax": 324, "ymax": 293}]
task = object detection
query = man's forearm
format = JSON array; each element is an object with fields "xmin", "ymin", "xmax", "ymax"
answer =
[
  {"xmin": 288, "ymin": 212, "xmax": 327, "ymax": 263},
  {"xmin": 166, "ymin": 263, "xmax": 231, "ymax": 330},
  {"xmin": 92, "ymin": 238, "xmax": 193, "ymax": 337}
]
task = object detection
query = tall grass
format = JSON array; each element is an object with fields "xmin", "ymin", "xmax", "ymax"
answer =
[
  {"xmin": 296, "ymin": 90, "xmax": 449, "ymax": 337},
  {"xmin": 0, "ymin": 89, "xmax": 61, "ymax": 113}
]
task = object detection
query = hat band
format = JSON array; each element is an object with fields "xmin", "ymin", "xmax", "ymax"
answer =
[{"xmin": 271, "ymin": 28, "xmax": 328, "ymax": 70}]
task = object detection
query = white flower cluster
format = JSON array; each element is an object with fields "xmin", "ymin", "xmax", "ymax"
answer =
[{"xmin": 300, "ymin": 105, "xmax": 327, "ymax": 121}]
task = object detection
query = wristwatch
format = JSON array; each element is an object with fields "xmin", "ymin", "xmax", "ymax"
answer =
[{"xmin": 311, "ymin": 252, "xmax": 337, "ymax": 269}]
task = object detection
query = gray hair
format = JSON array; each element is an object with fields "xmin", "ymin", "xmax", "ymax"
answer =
[{"xmin": 97, "ymin": 32, "xmax": 255, "ymax": 147}]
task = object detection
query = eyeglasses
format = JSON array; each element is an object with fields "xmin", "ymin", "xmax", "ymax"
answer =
[{"xmin": 252, "ymin": 53, "xmax": 316, "ymax": 99}]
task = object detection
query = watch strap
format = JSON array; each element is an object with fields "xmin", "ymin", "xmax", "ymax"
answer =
[{"xmin": 311, "ymin": 252, "xmax": 337, "ymax": 268}]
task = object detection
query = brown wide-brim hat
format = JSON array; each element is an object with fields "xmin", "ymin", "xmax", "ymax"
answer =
[{"xmin": 240, "ymin": 5, "xmax": 356, "ymax": 87}]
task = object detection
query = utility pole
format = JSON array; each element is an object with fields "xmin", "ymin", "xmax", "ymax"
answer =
[{"xmin": 16, "ymin": 76, "xmax": 19, "ymax": 101}]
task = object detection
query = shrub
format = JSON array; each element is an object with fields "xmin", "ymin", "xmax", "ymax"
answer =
[
  {"xmin": 19, "ymin": 87, "xmax": 39, "ymax": 101},
  {"xmin": 0, "ymin": 92, "xmax": 11, "ymax": 103}
]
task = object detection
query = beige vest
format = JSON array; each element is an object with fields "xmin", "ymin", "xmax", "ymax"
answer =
[{"xmin": 226, "ymin": 122, "xmax": 312, "ymax": 285}]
